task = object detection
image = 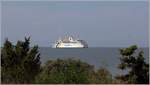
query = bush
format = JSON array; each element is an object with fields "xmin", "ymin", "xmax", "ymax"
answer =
[
  {"xmin": 34, "ymin": 59, "xmax": 94, "ymax": 84},
  {"xmin": 89, "ymin": 67, "xmax": 112, "ymax": 84}
]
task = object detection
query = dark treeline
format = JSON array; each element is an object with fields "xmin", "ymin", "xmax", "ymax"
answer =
[{"xmin": 1, "ymin": 37, "xmax": 149, "ymax": 84}]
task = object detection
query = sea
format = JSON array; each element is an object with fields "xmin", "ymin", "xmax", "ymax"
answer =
[{"xmin": 39, "ymin": 47, "xmax": 149, "ymax": 76}]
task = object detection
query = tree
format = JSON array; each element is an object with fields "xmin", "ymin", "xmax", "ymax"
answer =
[
  {"xmin": 1, "ymin": 37, "xmax": 41, "ymax": 84},
  {"xmin": 118, "ymin": 45, "xmax": 149, "ymax": 84},
  {"xmin": 34, "ymin": 59, "xmax": 94, "ymax": 84}
]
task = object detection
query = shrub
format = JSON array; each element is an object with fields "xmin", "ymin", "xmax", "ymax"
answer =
[{"xmin": 34, "ymin": 59, "xmax": 94, "ymax": 84}]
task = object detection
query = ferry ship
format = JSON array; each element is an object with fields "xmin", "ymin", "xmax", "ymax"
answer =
[{"xmin": 52, "ymin": 36, "xmax": 88, "ymax": 48}]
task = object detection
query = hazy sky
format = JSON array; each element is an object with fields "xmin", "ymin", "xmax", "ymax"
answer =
[{"xmin": 1, "ymin": 1, "xmax": 148, "ymax": 47}]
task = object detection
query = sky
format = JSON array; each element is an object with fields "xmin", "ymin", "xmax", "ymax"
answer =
[{"xmin": 1, "ymin": 1, "xmax": 149, "ymax": 47}]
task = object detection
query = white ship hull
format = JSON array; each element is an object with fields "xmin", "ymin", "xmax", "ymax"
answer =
[{"xmin": 54, "ymin": 43, "xmax": 84, "ymax": 48}]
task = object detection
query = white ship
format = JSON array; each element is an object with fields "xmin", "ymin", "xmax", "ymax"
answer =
[{"xmin": 52, "ymin": 36, "xmax": 88, "ymax": 48}]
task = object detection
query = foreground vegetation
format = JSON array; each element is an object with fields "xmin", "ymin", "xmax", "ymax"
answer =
[{"xmin": 1, "ymin": 37, "xmax": 149, "ymax": 84}]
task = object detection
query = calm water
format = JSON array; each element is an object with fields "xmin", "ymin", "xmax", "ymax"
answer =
[{"xmin": 39, "ymin": 47, "xmax": 149, "ymax": 76}]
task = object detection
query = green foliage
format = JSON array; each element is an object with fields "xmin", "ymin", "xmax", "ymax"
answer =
[
  {"xmin": 0, "ymin": 37, "xmax": 113, "ymax": 84},
  {"xmin": 113, "ymin": 75, "xmax": 128, "ymax": 84},
  {"xmin": 34, "ymin": 58, "xmax": 113, "ymax": 84},
  {"xmin": 3, "ymin": 38, "xmax": 148, "ymax": 84},
  {"xmin": 34, "ymin": 59, "xmax": 93, "ymax": 84},
  {"xmin": 96, "ymin": 68, "xmax": 112, "ymax": 83},
  {"xmin": 89, "ymin": 68, "xmax": 112, "ymax": 84},
  {"xmin": 118, "ymin": 45, "xmax": 149, "ymax": 84},
  {"xmin": 1, "ymin": 37, "xmax": 41, "ymax": 84}
]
